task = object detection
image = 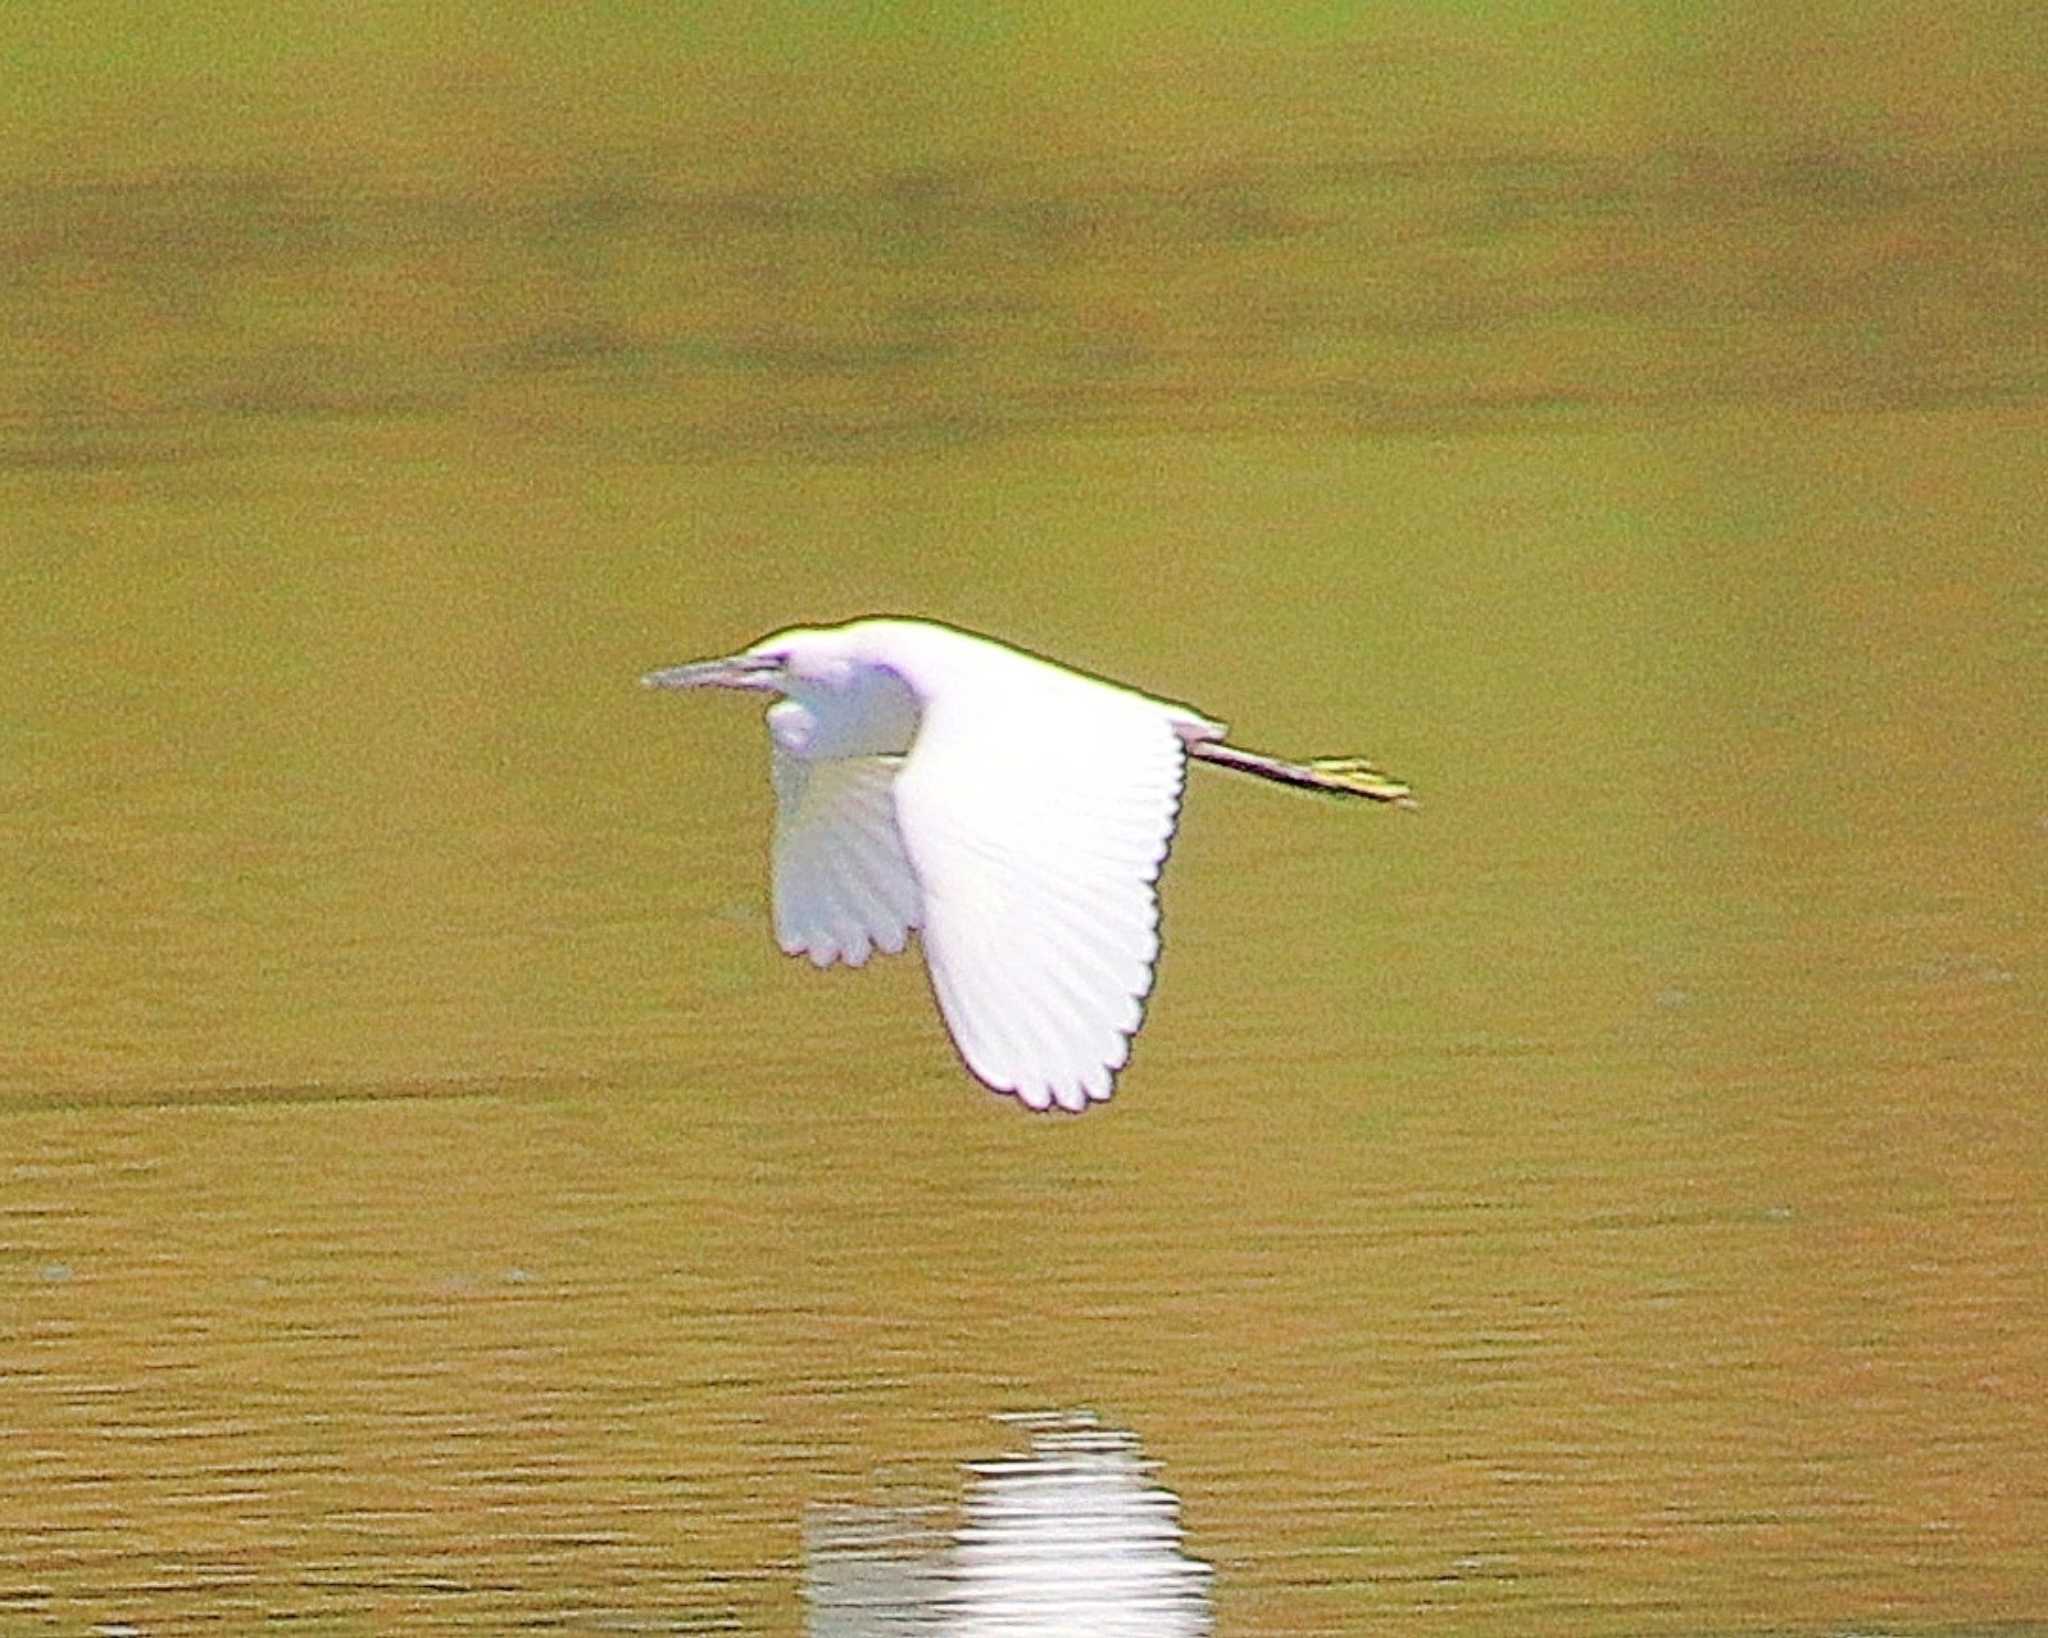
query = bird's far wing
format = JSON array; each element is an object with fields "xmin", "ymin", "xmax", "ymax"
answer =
[
  {"xmin": 890, "ymin": 701, "xmax": 1188, "ymax": 1112},
  {"xmin": 771, "ymin": 749, "xmax": 923, "ymax": 968}
]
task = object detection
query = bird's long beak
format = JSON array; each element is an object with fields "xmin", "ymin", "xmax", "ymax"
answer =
[{"xmin": 641, "ymin": 653, "xmax": 785, "ymax": 692}]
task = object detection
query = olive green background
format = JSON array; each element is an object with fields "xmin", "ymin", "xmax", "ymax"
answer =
[{"xmin": 3, "ymin": 4, "xmax": 2043, "ymax": 1632}]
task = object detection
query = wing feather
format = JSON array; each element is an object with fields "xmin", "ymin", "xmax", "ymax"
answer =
[
  {"xmin": 890, "ymin": 697, "xmax": 1188, "ymax": 1110},
  {"xmin": 771, "ymin": 749, "xmax": 921, "ymax": 967}
]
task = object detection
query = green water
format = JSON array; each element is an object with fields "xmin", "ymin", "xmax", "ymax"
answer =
[{"xmin": 3, "ymin": 9, "xmax": 2044, "ymax": 1634}]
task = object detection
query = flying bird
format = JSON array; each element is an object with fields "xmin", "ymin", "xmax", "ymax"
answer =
[{"xmin": 644, "ymin": 618, "xmax": 1412, "ymax": 1112}]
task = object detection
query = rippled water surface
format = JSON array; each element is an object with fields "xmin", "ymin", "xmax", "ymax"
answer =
[{"xmin": 3, "ymin": 8, "xmax": 2044, "ymax": 1634}]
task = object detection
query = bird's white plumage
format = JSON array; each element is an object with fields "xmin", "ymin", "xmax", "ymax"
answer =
[
  {"xmin": 891, "ymin": 686, "xmax": 1190, "ymax": 1112},
  {"xmin": 645, "ymin": 617, "xmax": 1240, "ymax": 1113},
  {"xmin": 770, "ymin": 749, "xmax": 922, "ymax": 967}
]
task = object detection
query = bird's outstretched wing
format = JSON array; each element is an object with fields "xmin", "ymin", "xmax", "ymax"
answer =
[
  {"xmin": 771, "ymin": 749, "xmax": 923, "ymax": 967},
  {"xmin": 890, "ymin": 702, "xmax": 1188, "ymax": 1112}
]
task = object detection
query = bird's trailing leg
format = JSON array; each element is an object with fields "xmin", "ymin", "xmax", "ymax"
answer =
[{"xmin": 1188, "ymin": 740, "xmax": 1418, "ymax": 808}]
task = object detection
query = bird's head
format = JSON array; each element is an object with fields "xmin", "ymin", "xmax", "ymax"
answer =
[
  {"xmin": 643, "ymin": 624, "xmax": 921, "ymax": 759},
  {"xmin": 641, "ymin": 626, "xmax": 866, "ymax": 696}
]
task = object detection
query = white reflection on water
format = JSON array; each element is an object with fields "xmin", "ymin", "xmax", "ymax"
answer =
[{"xmin": 806, "ymin": 1411, "xmax": 1213, "ymax": 1637}]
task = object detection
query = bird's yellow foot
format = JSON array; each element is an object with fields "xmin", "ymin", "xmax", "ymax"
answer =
[{"xmin": 1306, "ymin": 758, "xmax": 1418, "ymax": 807}]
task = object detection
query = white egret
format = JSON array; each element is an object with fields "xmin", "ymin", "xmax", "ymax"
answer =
[{"xmin": 644, "ymin": 618, "xmax": 1412, "ymax": 1113}]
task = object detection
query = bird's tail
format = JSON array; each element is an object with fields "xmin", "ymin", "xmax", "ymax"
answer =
[{"xmin": 1188, "ymin": 741, "xmax": 1417, "ymax": 808}]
